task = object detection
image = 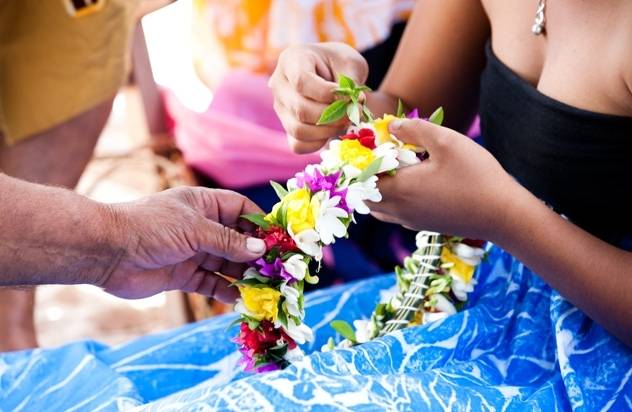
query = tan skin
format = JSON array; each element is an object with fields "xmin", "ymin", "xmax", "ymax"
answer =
[
  {"xmin": 0, "ymin": 100, "xmax": 112, "ymax": 351},
  {"xmin": 269, "ymin": 0, "xmax": 632, "ymax": 346}
]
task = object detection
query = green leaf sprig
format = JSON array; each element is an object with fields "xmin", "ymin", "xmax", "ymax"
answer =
[{"xmin": 317, "ymin": 74, "xmax": 373, "ymax": 126}]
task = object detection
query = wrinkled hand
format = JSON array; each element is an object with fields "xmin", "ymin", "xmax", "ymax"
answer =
[
  {"xmin": 269, "ymin": 42, "xmax": 369, "ymax": 154},
  {"xmin": 99, "ymin": 187, "xmax": 266, "ymax": 301},
  {"xmin": 371, "ymin": 119, "xmax": 519, "ymax": 241}
]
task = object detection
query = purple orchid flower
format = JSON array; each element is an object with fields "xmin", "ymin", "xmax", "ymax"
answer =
[
  {"xmin": 255, "ymin": 257, "xmax": 294, "ymax": 282},
  {"xmin": 295, "ymin": 168, "xmax": 352, "ymax": 213}
]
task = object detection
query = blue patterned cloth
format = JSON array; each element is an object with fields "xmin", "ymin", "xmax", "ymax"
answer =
[{"xmin": 1, "ymin": 245, "xmax": 631, "ymax": 411}]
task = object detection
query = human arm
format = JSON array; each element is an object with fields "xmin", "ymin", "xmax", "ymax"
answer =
[
  {"xmin": 0, "ymin": 173, "xmax": 266, "ymax": 301},
  {"xmin": 268, "ymin": 0, "xmax": 490, "ymax": 153},
  {"xmin": 371, "ymin": 119, "xmax": 632, "ymax": 347}
]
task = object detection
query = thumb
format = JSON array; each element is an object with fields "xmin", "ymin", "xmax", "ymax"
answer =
[
  {"xmin": 388, "ymin": 118, "xmax": 446, "ymax": 156},
  {"xmin": 198, "ymin": 220, "xmax": 266, "ymax": 262}
]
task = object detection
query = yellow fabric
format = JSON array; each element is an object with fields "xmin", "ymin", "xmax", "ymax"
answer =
[
  {"xmin": 0, "ymin": 0, "xmax": 139, "ymax": 144},
  {"xmin": 192, "ymin": 0, "xmax": 415, "ymax": 86}
]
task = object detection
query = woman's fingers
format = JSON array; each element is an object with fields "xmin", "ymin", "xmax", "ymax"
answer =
[{"xmin": 389, "ymin": 118, "xmax": 451, "ymax": 159}]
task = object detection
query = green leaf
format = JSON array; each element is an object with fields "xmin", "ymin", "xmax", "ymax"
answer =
[
  {"xmin": 396, "ymin": 99, "xmax": 406, "ymax": 118},
  {"xmin": 347, "ymin": 102, "xmax": 361, "ymax": 126},
  {"xmin": 317, "ymin": 99, "xmax": 349, "ymax": 125},
  {"xmin": 337, "ymin": 74, "xmax": 356, "ymax": 90},
  {"xmin": 241, "ymin": 213, "xmax": 270, "ymax": 230},
  {"xmin": 428, "ymin": 107, "xmax": 444, "ymax": 126},
  {"xmin": 270, "ymin": 181, "xmax": 288, "ymax": 200},
  {"xmin": 334, "ymin": 87, "xmax": 354, "ymax": 96},
  {"xmin": 277, "ymin": 301, "xmax": 288, "ymax": 326},
  {"xmin": 226, "ymin": 317, "xmax": 243, "ymax": 331},
  {"xmin": 330, "ymin": 320, "xmax": 357, "ymax": 343},
  {"xmin": 362, "ymin": 105, "xmax": 374, "ymax": 122},
  {"xmin": 276, "ymin": 201, "xmax": 288, "ymax": 229},
  {"xmin": 356, "ymin": 85, "xmax": 371, "ymax": 92},
  {"xmin": 354, "ymin": 157, "xmax": 383, "ymax": 182}
]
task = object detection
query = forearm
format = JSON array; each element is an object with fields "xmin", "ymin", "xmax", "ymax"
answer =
[
  {"xmin": 494, "ymin": 182, "xmax": 632, "ymax": 346},
  {"xmin": 369, "ymin": 0, "xmax": 490, "ymax": 132},
  {"xmin": 0, "ymin": 173, "xmax": 122, "ymax": 287}
]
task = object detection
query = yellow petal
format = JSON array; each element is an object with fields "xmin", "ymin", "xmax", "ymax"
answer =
[{"xmin": 441, "ymin": 247, "xmax": 475, "ymax": 282}]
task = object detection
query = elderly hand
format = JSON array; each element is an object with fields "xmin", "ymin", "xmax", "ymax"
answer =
[
  {"xmin": 370, "ymin": 119, "xmax": 519, "ymax": 241},
  {"xmin": 98, "ymin": 187, "xmax": 266, "ymax": 302},
  {"xmin": 269, "ymin": 42, "xmax": 369, "ymax": 154}
]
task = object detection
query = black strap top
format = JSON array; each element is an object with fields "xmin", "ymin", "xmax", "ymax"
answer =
[{"xmin": 479, "ymin": 44, "xmax": 632, "ymax": 247}]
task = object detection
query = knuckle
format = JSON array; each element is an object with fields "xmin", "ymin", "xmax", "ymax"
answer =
[
  {"xmin": 293, "ymin": 71, "xmax": 309, "ymax": 94},
  {"xmin": 294, "ymin": 104, "xmax": 312, "ymax": 123},
  {"xmin": 433, "ymin": 129, "xmax": 451, "ymax": 150}
]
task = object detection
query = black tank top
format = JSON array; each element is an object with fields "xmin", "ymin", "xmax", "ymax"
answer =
[{"xmin": 479, "ymin": 44, "xmax": 632, "ymax": 248}]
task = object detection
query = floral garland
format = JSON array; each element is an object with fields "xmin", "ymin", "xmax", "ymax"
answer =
[
  {"xmin": 232, "ymin": 75, "xmax": 480, "ymax": 372},
  {"xmin": 322, "ymin": 232, "xmax": 486, "ymax": 350}
]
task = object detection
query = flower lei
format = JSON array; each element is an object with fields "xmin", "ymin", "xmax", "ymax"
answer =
[
  {"xmin": 233, "ymin": 75, "xmax": 484, "ymax": 372},
  {"xmin": 323, "ymin": 232, "xmax": 486, "ymax": 350}
]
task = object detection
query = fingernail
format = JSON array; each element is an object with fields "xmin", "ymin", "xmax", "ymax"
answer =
[
  {"xmin": 246, "ymin": 238, "xmax": 266, "ymax": 254},
  {"xmin": 389, "ymin": 120, "xmax": 402, "ymax": 131}
]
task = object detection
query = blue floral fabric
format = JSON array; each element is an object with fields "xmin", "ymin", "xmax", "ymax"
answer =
[{"xmin": 1, "ymin": 245, "xmax": 630, "ymax": 411}]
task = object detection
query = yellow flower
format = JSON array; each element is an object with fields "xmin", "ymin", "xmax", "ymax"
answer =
[
  {"xmin": 266, "ymin": 188, "xmax": 317, "ymax": 234},
  {"xmin": 441, "ymin": 247, "xmax": 475, "ymax": 282},
  {"xmin": 339, "ymin": 139, "xmax": 375, "ymax": 170},
  {"xmin": 239, "ymin": 285, "xmax": 281, "ymax": 321},
  {"xmin": 373, "ymin": 114, "xmax": 398, "ymax": 145}
]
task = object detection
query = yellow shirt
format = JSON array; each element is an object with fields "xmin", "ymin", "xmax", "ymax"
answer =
[{"xmin": 0, "ymin": 0, "xmax": 139, "ymax": 144}]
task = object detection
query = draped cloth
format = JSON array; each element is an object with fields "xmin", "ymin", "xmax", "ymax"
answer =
[{"xmin": 1, "ymin": 245, "xmax": 630, "ymax": 411}]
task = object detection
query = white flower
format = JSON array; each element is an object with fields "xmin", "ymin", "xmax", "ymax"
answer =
[
  {"xmin": 341, "ymin": 164, "xmax": 361, "ymax": 181},
  {"xmin": 284, "ymin": 347, "xmax": 305, "ymax": 363},
  {"xmin": 389, "ymin": 296, "xmax": 402, "ymax": 311},
  {"xmin": 280, "ymin": 282, "xmax": 303, "ymax": 318},
  {"xmin": 397, "ymin": 147, "xmax": 421, "ymax": 166},
  {"xmin": 451, "ymin": 274, "xmax": 477, "ymax": 301},
  {"xmin": 452, "ymin": 243, "xmax": 486, "ymax": 266},
  {"xmin": 286, "ymin": 177, "xmax": 299, "ymax": 191},
  {"xmin": 288, "ymin": 227, "xmax": 322, "ymax": 260},
  {"xmin": 314, "ymin": 192, "xmax": 348, "ymax": 245},
  {"xmin": 430, "ymin": 293, "xmax": 457, "ymax": 315},
  {"xmin": 320, "ymin": 140, "xmax": 343, "ymax": 170},
  {"xmin": 353, "ymin": 319, "xmax": 375, "ymax": 344},
  {"xmin": 372, "ymin": 142, "xmax": 400, "ymax": 173},
  {"xmin": 346, "ymin": 175, "xmax": 382, "ymax": 214},
  {"xmin": 415, "ymin": 231, "xmax": 440, "ymax": 249},
  {"xmin": 338, "ymin": 339, "xmax": 353, "ymax": 348},
  {"xmin": 278, "ymin": 318, "xmax": 314, "ymax": 344},
  {"xmin": 282, "ymin": 254, "xmax": 308, "ymax": 281},
  {"xmin": 234, "ymin": 299, "xmax": 256, "ymax": 318},
  {"xmin": 242, "ymin": 267, "xmax": 260, "ymax": 280}
]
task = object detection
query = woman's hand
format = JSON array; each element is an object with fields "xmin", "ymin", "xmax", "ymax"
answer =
[
  {"xmin": 99, "ymin": 187, "xmax": 267, "ymax": 302},
  {"xmin": 371, "ymin": 118, "xmax": 520, "ymax": 241},
  {"xmin": 269, "ymin": 42, "xmax": 369, "ymax": 154}
]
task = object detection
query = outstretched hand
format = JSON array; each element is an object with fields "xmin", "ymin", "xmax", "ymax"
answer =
[{"xmin": 98, "ymin": 187, "xmax": 266, "ymax": 302}]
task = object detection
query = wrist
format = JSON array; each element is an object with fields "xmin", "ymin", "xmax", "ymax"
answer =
[
  {"xmin": 88, "ymin": 201, "xmax": 130, "ymax": 288},
  {"xmin": 486, "ymin": 178, "xmax": 542, "ymax": 249}
]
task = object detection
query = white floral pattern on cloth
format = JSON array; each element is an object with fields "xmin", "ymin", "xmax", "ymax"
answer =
[{"xmin": 1, "ymin": 246, "xmax": 630, "ymax": 411}]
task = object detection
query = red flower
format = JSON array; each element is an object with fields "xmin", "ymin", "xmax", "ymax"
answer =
[
  {"xmin": 462, "ymin": 238, "xmax": 486, "ymax": 248},
  {"xmin": 256, "ymin": 226, "xmax": 298, "ymax": 253},
  {"xmin": 340, "ymin": 128, "xmax": 376, "ymax": 149},
  {"xmin": 236, "ymin": 321, "xmax": 297, "ymax": 355}
]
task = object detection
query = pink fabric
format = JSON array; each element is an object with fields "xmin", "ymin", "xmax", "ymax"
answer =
[{"xmin": 163, "ymin": 71, "xmax": 321, "ymax": 189}]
